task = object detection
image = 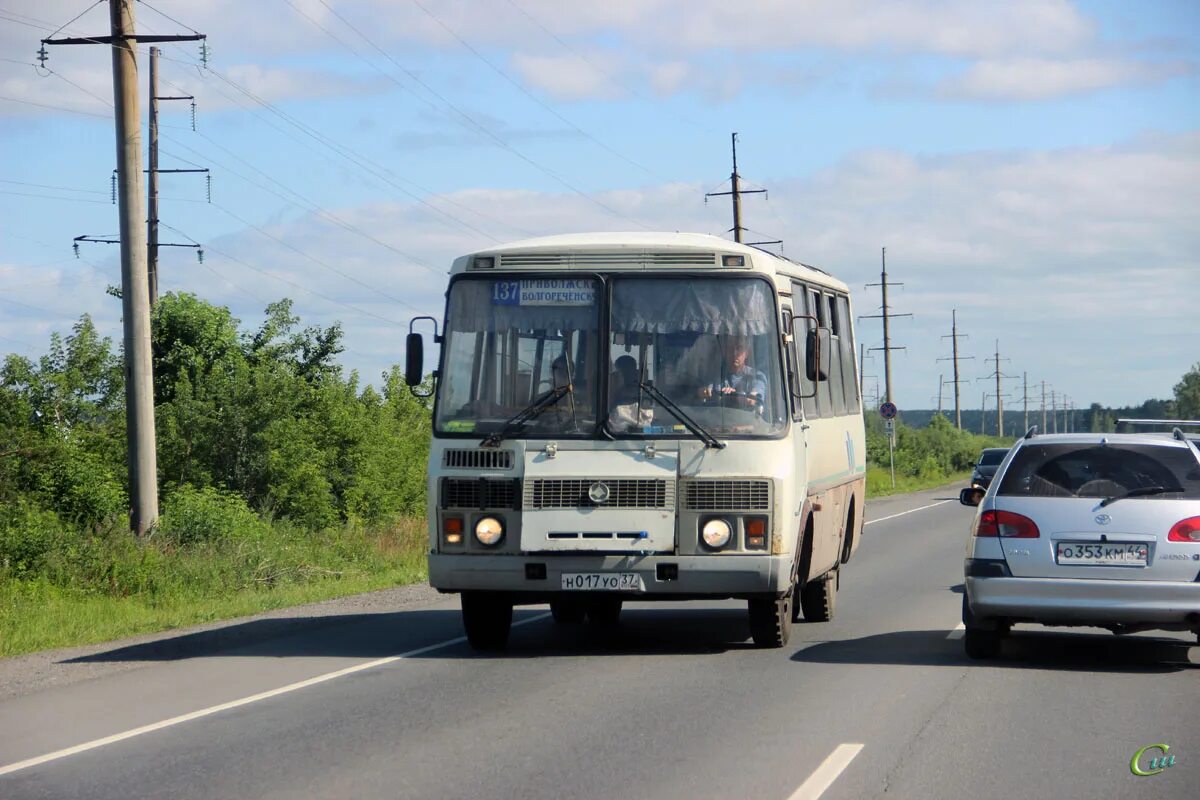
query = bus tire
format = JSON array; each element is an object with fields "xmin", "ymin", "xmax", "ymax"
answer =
[
  {"xmin": 550, "ymin": 598, "xmax": 586, "ymax": 624},
  {"xmin": 461, "ymin": 591, "xmax": 513, "ymax": 651},
  {"xmin": 748, "ymin": 592, "xmax": 793, "ymax": 647},
  {"xmin": 800, "ymin": 568, "xmax": 837, "ymax": 622},
  {"xmin": 586, "ymin": 598, "xmax": 623, "ymax": 627}
]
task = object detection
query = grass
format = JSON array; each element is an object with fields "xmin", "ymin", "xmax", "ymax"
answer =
[
  {"xmin": 0, "ymin": 518, "xmax": 428, "ymax": 658},
  {"xmin": 2, "ymin": 467, "xmax": 969, "ymax": 659},
  {"xmin": 866, "ymin": 468, "xmax": 971, "ymax": 498}
]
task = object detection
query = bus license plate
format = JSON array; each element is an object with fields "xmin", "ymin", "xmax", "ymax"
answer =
[
  {"xmin": 1056, "ymin": 542, "xmax": 1148, "ymax": 567},
  {"xmin": 561, "ymin": 572, "xmax": 644, "ymax": 592}
]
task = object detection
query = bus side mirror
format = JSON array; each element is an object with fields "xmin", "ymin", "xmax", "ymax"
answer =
[
  {"xmin": 806, "ymin": 328, "xmax": 830, "ymax": 382},
  {"xmin": 405, "ymin": 333, "xmax": 424, "ymax": 387}
]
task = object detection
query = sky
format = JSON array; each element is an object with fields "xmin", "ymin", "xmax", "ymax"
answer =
[{"xmin": 1, "ymin": 0, "xmax": 1197, "ymax": 414}]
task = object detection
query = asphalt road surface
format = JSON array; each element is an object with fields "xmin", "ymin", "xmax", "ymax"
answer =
[{"xmin": 1, "ymin": 486, "xmax": 1196, "ymax": 799}]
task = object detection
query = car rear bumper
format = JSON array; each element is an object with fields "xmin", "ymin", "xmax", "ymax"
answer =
[
  {"xmin": 429, "ymin": 552, "xmax": 791, "ymax": 598},
  {"xmin": 967, "ymin": 576, "xmax": 1200, "ymax": 627}
]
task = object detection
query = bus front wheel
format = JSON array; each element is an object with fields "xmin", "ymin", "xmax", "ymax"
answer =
[
  {"xmin": 748, "ymin": 592, "xmax": 793, "ymax": 647},
  {"xmin": 461, "ymin": 591, "xmax": 513, "ymax": 651}
]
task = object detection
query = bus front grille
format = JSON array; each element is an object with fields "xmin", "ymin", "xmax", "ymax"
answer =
[
  {"xmin": 440, "ymin": 478, "xmax": 520, "ymax": 509},
  {"xmin": 442, "ymin": 449, "xmax": 513, "ymax": 470},
  {"xmin": 683, "ymin": 480, "xmax": 771, "ymax": 511},
  {"xmin": 524, "ymin": 479, "xmax": 674, "ymax": 510}
]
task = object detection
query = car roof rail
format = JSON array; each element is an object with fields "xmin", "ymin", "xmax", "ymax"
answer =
[
  {"xmin": 1173, "ymin": 427, "xmax": 1187, "ymax": 441},
  {"xmin": 1023, "ymin": 425, "xmax": 1038, "ymax": 439}
]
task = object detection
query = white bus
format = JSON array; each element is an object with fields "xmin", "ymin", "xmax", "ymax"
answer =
[{"xmin": 405, "ymin": 232, "xmax": 866, "ymax": 649}]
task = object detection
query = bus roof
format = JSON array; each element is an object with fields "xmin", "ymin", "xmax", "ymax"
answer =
[{"xmin": 451, "ymin": 231, "xmax": 849, "ymax": 292}]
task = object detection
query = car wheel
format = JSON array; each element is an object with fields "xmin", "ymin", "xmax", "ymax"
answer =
[
  {"xmin": 748, "ymin": 592, "xmax": 792, "ymax": 648},
  {"xmin": 586, "ymin": 598, "xmax": 623, "ymax": 627},
  {"xmin": 800, "ymin": 569, "xmax": 837, "ymax": 622},
  {"xmin": 550, "ymin": 598, "xmax": 586, "ymax": 624},
  {"xmin": 461, "ymin": 591, "xmax": 513, "ymax": 651},
  {"xmin": 964, "ymin": 627, "xmax": 1003, "ymax": 660}
]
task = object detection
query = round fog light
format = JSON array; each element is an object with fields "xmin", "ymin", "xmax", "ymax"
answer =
[
  {"xmin": 701, "ymin": 519, "xmax": 732, "ymax": 549},
  {"xmin": 475, "ymin": 517, "xmax": 504, "ymax": 546}
]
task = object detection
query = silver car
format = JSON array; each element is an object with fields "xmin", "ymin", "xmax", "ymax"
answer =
[{"xmin": 959, "ymin": 430, "xmax": 1200, "ymax": 659}]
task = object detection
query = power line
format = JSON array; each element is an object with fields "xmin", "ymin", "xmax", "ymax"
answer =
[
  {"xmin": 406, "ymin": 0, "xmax": 660, "ymax": 180},
  {"xmin": 302, "ymin": 0, "xmax": 648, "ymax": 230},
  {"xmin": 0, "ymin": 94, "xmax": 109, "ymax": 118}
]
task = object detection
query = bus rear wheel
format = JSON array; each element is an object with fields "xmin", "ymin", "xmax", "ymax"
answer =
[
  {"xmin": 748, "ymin": 592, "xmax": 793, "ymax": 647},
  {"xmin": 800, "ymin": 568, "xmax": 837, "ymax": 622},
  {"xmin": 461, "ymin": 591, "xmax": 513, "ymax": 651},
  {"xmin": 586, "ymin": 598, "xmax": 623, "ymax": 627}
]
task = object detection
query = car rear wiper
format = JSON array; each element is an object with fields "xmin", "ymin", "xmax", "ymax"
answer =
[
  {"xmin": 480, "ymin": 384, "xmax": 573, "ymax": 448},
  {"xmin": 638, "ymin": 381, "xmax": 724, "ymax": 449},
  {"xmin": 1098, "ymin": 485, "xmax": 1173, "ymax": 507}
]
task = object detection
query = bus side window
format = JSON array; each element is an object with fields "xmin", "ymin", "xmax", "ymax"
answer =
[
  {"xmin": 825, "ymin": 292, "xmax": 848, "ymax": 416},
  {"xmin": 837, "ymin": 294, "xmax": 860, "ymax": 413},
  {"xmin": 793, "ymin": 281, "xmax": 820, "ymax": 419}
]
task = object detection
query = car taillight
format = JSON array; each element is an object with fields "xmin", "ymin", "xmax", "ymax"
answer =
[
  {"xmin": 1168, "ymin": 516, "xmax": 1200, "ymax": 542},
  {"xmin": 974, "ymin": 509, "xmax": 1040, "ymax": 538}
]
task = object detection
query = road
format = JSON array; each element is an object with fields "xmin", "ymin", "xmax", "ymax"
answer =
[{"xmin": 1, "ymin": 486, "xmax": 1196, "ymax": 799}]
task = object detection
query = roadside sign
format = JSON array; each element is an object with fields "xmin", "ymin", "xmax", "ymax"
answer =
[
  {"xmin": 879, "ymin": 401, "xmax": 898, "ymax": 420},
  {"xmin": 885, "ymin": 419, "xmax": 895, "ymax": 434}
]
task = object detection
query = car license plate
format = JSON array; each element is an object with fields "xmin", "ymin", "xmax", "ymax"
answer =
[
  {"xmin": 1056, "ymin": 542, "xmax": 1148, "ymax": 567},
  {"xmin": 560, "ymin": 572, "xmax": 644, "ymax": 592}
]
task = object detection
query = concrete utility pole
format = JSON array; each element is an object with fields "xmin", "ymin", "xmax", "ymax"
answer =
[
  {"xmin": 1041, "ymin": 381, "xmax": 1047, "ymax": 432},
  {"xmin": 1051, "ymin": 389, "xmax": 1058, "ymax": 433},
  {"xmin": 110, "ymin": 0, "xmax": 157, "ymax": 535},
  {"xmin": 936, "ymin": 373, "xmax": 944, "ymax": 415},
  {"xmin": 862, "ymin": 247, "xmax": 912, "ymax": 406},
  {"xmin": 938, "ymin": 308, "xmax": 973, "ymax": 429},
  {"xmin": 147, "ymin": 46, "xmax": 208, "ymax": 305},
  {"xmin": 705, "ymin": 133, "xmax": 777, "ymax": 247},
  {"xmin": 41, "ymin": 1, "xmax": 204, "ymax": 535},
  {"xmin": 981, "ymin": 392, "xmax": 987, "ymax": 435},
  {"xmin": 1023, "ymin": 372, "xmax": 1029, "ymax": 432},
  {"xmin": 979, "ymin": 340, "xmax": 1014, "ymax": 438}
]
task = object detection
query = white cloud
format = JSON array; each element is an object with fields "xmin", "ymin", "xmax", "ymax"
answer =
[
  {"xmin": 938, "ymin": 57, "xmax": 1194, "ymax": 100},
  {"xmin": 508, "ymin": 52, "xmax": 624, "ymax": 102}
]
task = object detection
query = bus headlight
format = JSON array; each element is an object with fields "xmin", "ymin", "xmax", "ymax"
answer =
[
  {"xmin": 701, "ymin": 518, "xmax": 732, "ymax": 550},
  {"xmin": 475, "ymin": 516, "xmax": 505, "ymax": 546}
]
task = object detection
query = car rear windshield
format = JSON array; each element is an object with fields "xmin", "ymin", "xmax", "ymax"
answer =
[
  {"xmin": 978, "ymin": 449, "xmax": 1006, "ymax": 466},
  {"xmin": 996, "ymin": 443, "xmax": 1200, "ymax": 499}
]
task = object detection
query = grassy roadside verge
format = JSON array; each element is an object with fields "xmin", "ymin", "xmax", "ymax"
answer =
[
  {"xmin": 0, "ymin": 519, "xmax": 428, "ymax": 658},
  {"xmin": 866, "ymin": 468, "xmax": 971, "ymax": 498}
]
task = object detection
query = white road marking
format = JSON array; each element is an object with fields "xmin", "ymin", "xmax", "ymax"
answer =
[
  {"xmin": 946, "ymin": 623, "xmax": 966, "ymax": 640},
  {"xmin": 0, "ymin": 612, "xmax": 551, "ymax": 777},
  {"xmin": 863, "ymin": 499, "xmax": 954, "ymax": 527},
  {"xmin": 788, "ymin": 743, "xmax": 864, "ymax": 800}
]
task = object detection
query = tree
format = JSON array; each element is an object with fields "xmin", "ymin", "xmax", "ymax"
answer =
[{"xmin": 1175, "ymin": 363, "xmax": 1200, "ymax": 419}]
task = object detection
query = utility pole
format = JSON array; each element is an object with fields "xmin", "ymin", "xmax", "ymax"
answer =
[
  {"xmin": 979, "ymin": 340, "xmax": 1014, "ymax": 438},
  {"xmin": 1023, "ymin": 372, "xmax": 1029, "ymax": 432},
  {"xmin": 109, "ymin": 0, "xmax": 157, "ymax": 536},
  {"xmin": 705, "ymin": 133, "xmax": 777, "ymax": 247},
  {"xmin": 862, "ymin": 247, "xmax": 912, "ymax": 406},
  {"xmin": 981, "ymin": 392, "xmax": 987, "ymax": 435},
  {"xmin": 938, "ymin": 309, "xmax": 973, "ymax": 429},
  {"xmin": 41, "ymin": 1, "xmax": 204, "ymax": 535},
  {"xmin": 1041, "ymin": 381, "xmax": 1047, "ymax": 432},
  {"xmin": 936, "ymin": 373, "xmax": 944, "ymax": 415},
  {"xmin": 1051, "ymin": 389, "xmax": 1058, "ymax": 433},
  {"xmin": 147, "ymin": 46, "xmax": 208, "ymax": 305}
]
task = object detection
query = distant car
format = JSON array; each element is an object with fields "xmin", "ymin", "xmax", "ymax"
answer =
[
  {"xmin": 959, "ymin": 431, "xmax": 1200, "ymax": 659},
  {"xmin": 970, "ymin": 447, "xmax": 1009, "ymax": 489}
]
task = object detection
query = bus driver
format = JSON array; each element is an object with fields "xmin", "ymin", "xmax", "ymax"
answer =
[{"xmin": 698, "ymin": 337, "xmax": 767, "ymax": 411}]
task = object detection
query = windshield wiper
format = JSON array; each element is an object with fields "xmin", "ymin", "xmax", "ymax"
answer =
[
  {"xmin": 1099, "ymin": 485, "xmax": 1172, "ymax": 507},
  {"xmin": 480, "ymin": 384, "xmax": 573, "ymax": 448},
  {"xmin": 637, "ymin": 381, "xmax": 724, "ymax": 449}
]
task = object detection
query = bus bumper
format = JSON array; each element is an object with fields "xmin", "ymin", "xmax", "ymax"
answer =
[{"xmin": 428, "ymin": 552, "xmax": 792, "ymax": 598}]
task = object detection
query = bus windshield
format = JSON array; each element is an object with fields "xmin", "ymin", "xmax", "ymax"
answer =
[
  {"xmin": 435, "ymin": 277, "xmax": 601, "ymax": 436},
  {"xmin": 433, "ymin": 275, "xmax": 786, "ymax": 438},
  {"xmin": 607, "ymin": 277, "xmax": 785, "ymax": 437}
]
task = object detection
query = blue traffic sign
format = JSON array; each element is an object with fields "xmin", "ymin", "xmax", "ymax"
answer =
[{"xmin": 879, "ymin": 401, "xmax": 898, "ymax": 420}]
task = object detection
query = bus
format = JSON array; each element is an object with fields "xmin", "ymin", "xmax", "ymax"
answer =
[{"xmin": 405, "ymin": 232, "xmax": 866, "ymax": 649}]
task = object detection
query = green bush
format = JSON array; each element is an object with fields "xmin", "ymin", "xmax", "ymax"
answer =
[
  {"xmin": 0, "ymin": 501, "xmax": 63, "ymax": 573},
  {"xmin": 159, "ymin": 485, "xmax": 269, "ymax": 545}
]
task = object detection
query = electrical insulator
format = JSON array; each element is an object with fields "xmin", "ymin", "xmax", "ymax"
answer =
[
  {"xmin": 190, "ymin": 100, "xmax": 197, "ymax": 131},
  {"xmin": 206, "ymin": 174, "xmax": 212, "ymax": 203},
  {"xmin": 197, "ymin": 247, "xmax": 204, "ymax": 264}
]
